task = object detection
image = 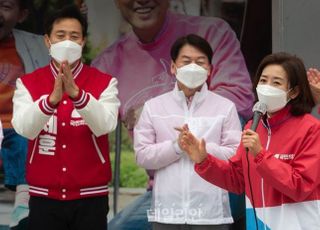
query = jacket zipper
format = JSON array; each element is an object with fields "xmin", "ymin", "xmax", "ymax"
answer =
[
  {"xmin": 183, "ymin": 100, "xmax": 190, "ymax": 222},
  {"xmin": 261, "ymin": 120, "xmax": 271, "ymax": 230},
  {"xmin": 91, "ymin": 134, "xmax": 106, "ymax": 164}
]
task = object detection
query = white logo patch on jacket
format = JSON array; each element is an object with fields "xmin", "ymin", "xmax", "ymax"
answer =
[
  {"xmin": 70, "ymin": 109, "xmax": 86, "ymax": 126},
  {"xmin": 39, "ymin": 115, "xmax": 57, "ymax": 155},
  {"xmin": 274, "ymin": 153, "xmax": 295, "ymax": 160}
]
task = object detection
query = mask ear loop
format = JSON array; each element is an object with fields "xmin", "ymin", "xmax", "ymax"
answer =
[
  {"xmin": 286, "ymin": 88, "xmax": 293, "ymax": 103},
  {"xmin": 47, "ymin": 39, "xmax": 53, "ymax": 56},
  {"xmin": 206, "ymin": 64, "xmax": 213, "ymax": 86},
  {"xmin": 173, "ymin": 63, "xmax": 179, "ymax": 78}
]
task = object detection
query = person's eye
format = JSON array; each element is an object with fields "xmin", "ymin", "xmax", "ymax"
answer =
[
  {"xmin": 71, "ymin": 36, "xmax": 79, "ymax": 40},
  {"xmin": 1, "ymin": 4, "xmax": 13, "ymax": 10},
  {"xmin": 259, "ymin": 79, "xmax": 266, "ymax": 83},
  {"xmin": 56, "ymin": 34, "xmax": 64, "ymax": 39}
]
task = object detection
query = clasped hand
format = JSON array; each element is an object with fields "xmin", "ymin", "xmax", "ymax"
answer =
[{"xmin": 49, "ymin": 61, "xmax": 79, "ymax": 105}]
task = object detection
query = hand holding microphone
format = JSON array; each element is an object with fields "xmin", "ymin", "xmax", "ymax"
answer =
[{"xmin": 242, "ymin": 102, "xmax": 267, "ymax": 156}]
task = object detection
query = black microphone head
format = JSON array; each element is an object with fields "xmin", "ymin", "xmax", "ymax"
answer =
[{"xmin": 252, "ymin": 101, "xmax": 267, "ymax": 115}]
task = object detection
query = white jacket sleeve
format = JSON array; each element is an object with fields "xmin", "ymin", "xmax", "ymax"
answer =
[
  {"xmin": 134, "ymin": 103, "xmax": 181, "ymax": 170},
  {"xmin": 76, "ymin": 77, "xmax": 120, "ymax": 137},
  {"xmin": 205, "ymin": 104, "xmax": 241, "ymax": 160},
  {"xmin": 12, "ymin": 78, "xmax": 53, "ymax": 140}
]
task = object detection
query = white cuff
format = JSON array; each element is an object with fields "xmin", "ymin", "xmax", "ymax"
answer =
[{"xmin": 173, "ymin": 140, "xmax": 184, "ymax": 155}]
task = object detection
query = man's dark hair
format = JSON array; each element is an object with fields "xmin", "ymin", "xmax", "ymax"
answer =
[
  {"xmin": 253, "ymin": 52, "xmax": 315, "ymax": 116},
  {"xmin": 170, "ymin": 34, "xmax": 213, "ymax": 63},
  {"xmin": 44, "ymin": 4, "xmax": 88, "ymax": 37}
]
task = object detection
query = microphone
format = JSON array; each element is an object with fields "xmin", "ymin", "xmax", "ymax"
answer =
[
  {"xmin": 250, "ymin": 102, "xmax": 267, "ymax": 131},
  {"xmin": 246, "ymin": 102, "xmax": 267, "ymax": 230}
]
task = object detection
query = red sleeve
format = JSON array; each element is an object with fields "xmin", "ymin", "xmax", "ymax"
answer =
[{"xmin": 195, "ymin": 147, "xmax": 245, "ymax": 194}]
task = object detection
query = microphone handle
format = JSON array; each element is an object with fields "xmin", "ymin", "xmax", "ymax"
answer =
[{"xmin": 250, "ymin": 112, "xmax": 262, "ymax": 132}]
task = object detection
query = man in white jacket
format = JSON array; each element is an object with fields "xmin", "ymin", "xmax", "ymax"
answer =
[{"xmin": 134, "ymin": 34, "xmax": 242, "ymax": 230}]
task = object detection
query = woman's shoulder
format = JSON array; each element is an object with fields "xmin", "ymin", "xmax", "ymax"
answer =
[{"xmin": 295, "ymin": 113, "xmax": 320, "ymax": 132}]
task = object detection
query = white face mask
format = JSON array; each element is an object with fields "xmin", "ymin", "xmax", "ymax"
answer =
[
  {"xmin": 176, "ymin": 63, "xmax": 208, "ymax": 89},
  {"xmin": 50, "ymin": 40, "xmax": 82, "ymax": 64},
  {"xmin": 256, "ymin": 84, "xmax": 291, "ymax": 113}
]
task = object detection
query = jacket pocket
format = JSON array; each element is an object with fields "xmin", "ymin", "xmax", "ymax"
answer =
[{"xmin": 91, "ymin": 134, "xmax": 106, "ymax": 164}]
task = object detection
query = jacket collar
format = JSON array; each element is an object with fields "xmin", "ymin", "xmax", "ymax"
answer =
[
  {"xmin": 172, "ymin": 83, "xmax": 208, "ymax": 107},
  {"xmin": 263, "ymin": 106, "xmax": 292, "ymax": 128}
]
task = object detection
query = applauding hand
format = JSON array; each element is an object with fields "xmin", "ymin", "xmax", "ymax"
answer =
[
  {"xmin": 307, "ymin": 68, "xmax": 320, "ymax": 104},
  {"xmin": 176, "ymin": 125, "xmax": 208, "ymax": 164}
]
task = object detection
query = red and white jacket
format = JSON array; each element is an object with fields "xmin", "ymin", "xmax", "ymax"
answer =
[
  {"xmin": 12, "ymin": 62, "xmax": 120, "ymax": 200},
  {"xmin": 195, "ymin": 106, "xmax": 320, "ymax": 230}
]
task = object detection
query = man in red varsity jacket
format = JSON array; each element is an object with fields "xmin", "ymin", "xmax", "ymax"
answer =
[{"xmin": 11, "ymin": 5, "xmax": 120, "ymax": 230}]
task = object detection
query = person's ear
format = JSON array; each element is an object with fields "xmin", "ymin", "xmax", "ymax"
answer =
[
  {"xmin": 44, "ymin": 35, "xmax": 51, "ymax": 50},
  {"xmin": 289, "ymin": 86, "xmax": 300, "ymax": 100},
  {"xmin": 81, "ymin": 37, "xmax": 87, "ymax": 48},
  {"xmin": 170, "ymin": 61, "xmax": 177, "ymax": 76},
  {"xmin": 207, "ymin": 64, "xmax": 212, "ymax": 77},
  {"xmin": 18, "ymin": 9, "xmax": 29, "ymax": 24}
]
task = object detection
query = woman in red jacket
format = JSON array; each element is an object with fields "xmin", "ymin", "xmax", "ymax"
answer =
[{"xmin": 178, "ymin": 52, "xmax": 320, "ymax": 230}]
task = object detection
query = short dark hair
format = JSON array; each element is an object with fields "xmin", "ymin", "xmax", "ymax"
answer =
[
  {"xmin": 170, "ymin": 34, "xmax": 213, "ymax": 63},
  {"xmin": 44, "ymin": 4, "xmax": 88, "ymax": 37},
  {"xmin": 253, "ymin": 52, "xmax": 315, "ymax": 116}
]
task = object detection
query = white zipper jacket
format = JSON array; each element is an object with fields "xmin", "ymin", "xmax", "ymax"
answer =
[{"xmin": 134, "ymin": 84, "xmax": 242, "ymax": 225}]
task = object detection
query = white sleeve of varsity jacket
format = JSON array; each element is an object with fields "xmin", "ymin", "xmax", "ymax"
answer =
[
  {"xmin": 12, "ymin": 78, "xmax": 53, "ymax": 140},
  {"xmin": 74, "ymin": 77, "xmax": 120, "ymax": 137}
]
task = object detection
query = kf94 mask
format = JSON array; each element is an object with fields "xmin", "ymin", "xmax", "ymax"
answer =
[
  {"xmin": 50, "ymin": 40, "xmax": 82, "ymax": 64},
  {"xmin": 256, "ymin": 84, "xmax": 290, "ymax": 113},
  {"xmin": 176, "ymin": 63, "xmax": 208, "ymax": 89}
]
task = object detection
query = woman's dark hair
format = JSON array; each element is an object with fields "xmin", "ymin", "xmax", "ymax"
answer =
[
  {"xmin": 44, "ymin": 4, "xmax": 88, "ymax": 37},
  {"xmin": 253, "ymin": 52, "xmax": 315, "ymax": 116},
  {"xmin": 170, "ymin": 34, "xmax": 213, "ymax": 63}
]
